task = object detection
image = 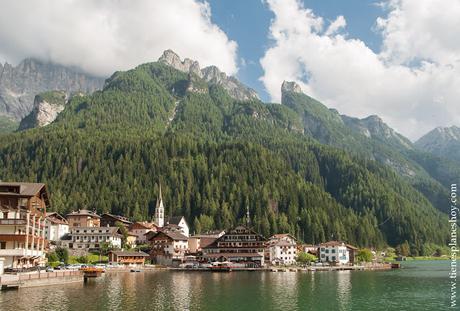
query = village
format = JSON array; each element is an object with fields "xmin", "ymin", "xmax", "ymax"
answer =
[{"xmin": 0, "ymin": 181, "xmax": 394, "ymax": 288}]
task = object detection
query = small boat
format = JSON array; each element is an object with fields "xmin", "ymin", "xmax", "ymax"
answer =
[
  {"xmin": 210, "ymin": 261, "xmax": 233, "ymax": 272},
  {"xmin": 130, "ymin": 269, "xmax": 141, "ymax": 272}
]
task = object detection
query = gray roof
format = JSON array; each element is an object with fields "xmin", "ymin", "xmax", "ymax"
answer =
[
  {"xmin": 167, "ymin": 216, "xmax": 185, "ymax": 225},
  {"xmin": 0, "ymin": 182, "xmax": 46, "ymax": 197}
]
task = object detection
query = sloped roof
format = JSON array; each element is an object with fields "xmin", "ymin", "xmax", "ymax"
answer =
[
  {"xmin": 101, "ymin": 213, "xmax": 132, "ymax": 224},
  {"xmin": 130, "ymin": 221, "xmax": 157, "ymax": 230},
  {"xmin": 320, "ymin": 241, "xmax": 346, "ymax": 247},
  {"xmin": 66, "ymin": 209, "xmax": 100, "ymax": 218},
  {"xmin": 0, "ymin": 182, "xmax": 46, "ymax": 197},
  {"xmin": 147, "ymin": 230, "xmax": 188, "ymax": 241},
  {"xmin": 167, "ymin": 216, "xmax": 186, "ymax": 225},
  {"xmin": 46, "ymin": 212, "xmax": 68, "ymax": 225}
]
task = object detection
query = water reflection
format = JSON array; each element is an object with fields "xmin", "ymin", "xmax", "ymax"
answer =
[
  {"xmin": 268, "ymin": 272, "xmax": 299, "ymax": 310},
  {"xmin": 336, "ymin": 271, "xmax": 352, "ymax": 311},
  {"xmin": 0, "ymin": 262, "xmax": 449, "ymax": 311}
]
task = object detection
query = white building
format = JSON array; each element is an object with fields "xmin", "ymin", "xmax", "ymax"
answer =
[
  {"xmin": 154, "ymin": 185, "xmax": 165, "ymax": 228},
  {"xmin": 267, "ymin": 234, "xmax": 298, "ymax": 265},
  {"xmin": 319, "ymin": 241, "xmax": 349, "ymax": 264},
  {"xmin": 165, "ymin": 216, "xmax": 190, "ymax": 237},
  {"xmin": 45, "ymin": 212, "xmax": 69, "ymax": 242},
  {"xmin": 61, "ymin": 226, "xmax": 122, "ymax": 250}
]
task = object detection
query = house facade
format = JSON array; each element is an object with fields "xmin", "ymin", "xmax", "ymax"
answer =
[
  {"xmin": 129, "ymin": 221, "xmax": 158, "ymax": 244},
  {"xmin": 147, "ymin": 230, "xmax": 188, "ymax": 265},
  {"xmin": 45, "ymin": 212, "xmax": 69, "ymax": 242},
  {"xmin": 202, "ymin": 226, "xmax": 266, "ymax": 267},
  {"xmin": 66, "ymin": 209, "xmax": 100, "ymax": 228},
  {"xmin": 188, "ymin": 230, "xmax": 225, "ymax": 253},
  {"xmin": 61, "ymin": 226, "xmax": 122, "ymax": 250},
  {"xmin": 0, "ymin": 182, "xmax": 49, "ymax": 269},
  {"xmin": 267, "ymin": 234, "xmax": 297, "ymax": 265},
  {"xmin": 108, "ymin": 250, "xmax": 149, "ymax": 266},
  {"xmin": 319, "ymin": 241, "xmax": 350, "ymax": 265}
]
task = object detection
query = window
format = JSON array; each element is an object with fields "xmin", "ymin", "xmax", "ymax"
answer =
[
  {"xmin": 0, "ymin": 242, "xmax": 6, "ymax": 249},
  {"xmin": 325, "ymin": 249, "xmax": 329, "ymax": 254},
  {"xmin": 332, "ymin": 249, "xmax": 336, "ymax": 253},
  {"xmin": 332, "ymin": 256, "xmax": 336, "ymax": 261}
]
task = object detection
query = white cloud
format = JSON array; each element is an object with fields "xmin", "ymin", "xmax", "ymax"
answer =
[
  {"xmin": 0, "ymin": 0, "xmax": 238, "ymax": 77},
  {"xmin": 260, "ymin": 0, "xmax": 460, "ymax": 140}
]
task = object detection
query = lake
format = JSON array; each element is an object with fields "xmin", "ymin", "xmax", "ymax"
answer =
[{"xmin": 0, "ymin": 261, "xmax": 453, "ymax": 310}]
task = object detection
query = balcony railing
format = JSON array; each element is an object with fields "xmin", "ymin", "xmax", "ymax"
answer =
[
  {"xmin": 0, "ymin": 219, "xmax": 27, "ymax": 225},
  {"xmin": 0, "ymin": 248, "xmax": 45, "ymax": 257}
]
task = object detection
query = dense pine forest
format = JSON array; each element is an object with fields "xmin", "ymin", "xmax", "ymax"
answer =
[{"xmin": 0, "ymin": 61, "xmax": 450, "ymax": 255}]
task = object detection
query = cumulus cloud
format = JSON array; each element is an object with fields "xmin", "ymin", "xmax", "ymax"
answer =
[
  {"xmin": 260, "ymin": 0, "xmax": 460, "ymax": 140},
  {"xmin": 0, "ymin": 0, "xmax": 238, "ymax": 77}
]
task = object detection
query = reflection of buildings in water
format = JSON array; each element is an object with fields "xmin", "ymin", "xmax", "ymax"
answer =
[
  {"xmin": 336, "ymin": 271, "xmax": 352, "ymax": 311},
  {"xmin": 170, "ymin": 272, "xmax": 194, "ymax": 309},
  {"xmin": 269, "ymin": 272, "xmax": 299, "ymax": 310},
  {"xmin": 106, "ymin": 274, "xmax": 124, "ymax": 310}
]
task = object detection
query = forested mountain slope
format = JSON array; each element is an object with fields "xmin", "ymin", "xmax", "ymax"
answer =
[{"xmin": 0, "ymin": 57, "xmax": 450, "ymax": 254}]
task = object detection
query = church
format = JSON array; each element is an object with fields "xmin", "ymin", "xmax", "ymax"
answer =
[{"xmin": 154, "ymin": 184, "xmax": 190, "ymax": 237}]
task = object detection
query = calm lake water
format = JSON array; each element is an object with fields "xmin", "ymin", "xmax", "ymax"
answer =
[{"xmin": 0, "ymin": 261, "xmax": 454, "ymax": 310}]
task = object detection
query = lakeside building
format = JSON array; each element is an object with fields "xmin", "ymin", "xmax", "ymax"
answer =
[
  {"xmin": 202, "ymin": 226, "xmax": 267, "ymax": 268},
  {"xmin": 108, "ymin": 250, "xmax": 149, "ymax": 266},
  {"xmin": 0, "ymin": 182, "xmax": 49, "ymax": 269},
  {"xmin": 319, "ymin": 241, "xmax": 350, "ymax": 265},
  {"xmin": 147, "ymin": 230, "xmax": 189, "ymax": 266},
  {"xmin": 346, "ymin": 244, "xmax": 358, "ymax": 264},
  {"xmin": 60, "ymin": 226, "xmax": 122, "ymax": 250},
  {"xmin": 129, "ymin": 221, "xmax": 158, "ymax": 244},
  {"xmin": 267, "ymin": 234, "xmax": 298, "ymax": 265},
  {"xmin": 66, "ymin": 209, "xmax": 100, "ymax": 228},
  {"xmin": 100, "ymin": 213, "xmax": 132, "ymax": 228},
  {"xmin": 45, "ymin": 212, "xmax": 69, "ymax": 243},
  {"xmin": 188, "ymin": 230, "xmax": 225, "ymax": 253}
]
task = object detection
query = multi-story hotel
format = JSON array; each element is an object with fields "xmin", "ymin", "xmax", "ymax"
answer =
[
  {"xmin": 0, "ymin": 182, "xmax": 49, "ymax": 269},
  {"xmin": 61, "ymin": 226, "xmax": 122, "ymax": 250},
  {"xmin": 202, "ymin": 225, "xmax": 267, "ymax": 267}
]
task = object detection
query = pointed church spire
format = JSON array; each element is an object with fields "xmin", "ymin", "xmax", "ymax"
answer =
[
  {"xmin": 246, "ymin": 205, "xmax": 250, "ymax": 227},
  {"xmin": 155, "ymin": 182, "xmax": 165, "ymax": 227}
]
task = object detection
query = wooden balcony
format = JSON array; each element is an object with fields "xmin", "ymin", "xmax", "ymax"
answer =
[{"xmin": 0, "ymin": 234, "xmax": 45, "ymax": 242}]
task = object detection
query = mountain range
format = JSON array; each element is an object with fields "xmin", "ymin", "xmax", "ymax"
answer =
[
  {"xmin": 0, "ymin": 50, "xmax": 457, "ymax": 255},
  {"xmin": 0, "ymin": 58, "xmax": 104, "ymax": 131}
]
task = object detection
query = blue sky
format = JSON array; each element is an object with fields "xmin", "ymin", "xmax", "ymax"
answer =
[{"xmin": 208, "ymin": 0, "xmax": 383, "ymax": 101}]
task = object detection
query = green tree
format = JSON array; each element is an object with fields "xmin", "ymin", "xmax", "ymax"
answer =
[
  {"xmin": 356, "ymin": 248, "xmax": 373, "ymax": 262},
  {"xmin": 55, "ymin": 247, "xmax": 69, "ymax": 264},
  {"xmin": 296, "ymin": 252, "xmax": 317, "ymax": 266}
]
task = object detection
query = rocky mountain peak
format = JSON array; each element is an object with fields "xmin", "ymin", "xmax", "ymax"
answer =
[
  {"xmin": 415, "ymin": 125, "xmax": 460, "ymax": 164},
  {"xmin": 281, "ymin": 81, "xmax": 302, "ymax": 94},
  {"xmin": 0, "ymin": 58, "xmax": 104, "ymax": 121},
  {"xmin": 18, "ymin": 90, "xmax": 67, "ymax": 131},
  {"xmin": 158, "ymin": 49, "xmax": 202, "ymax": 77},
  {"xmin": 157, "ymin": 50, "xmax": 259, "ymax": 102}
]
